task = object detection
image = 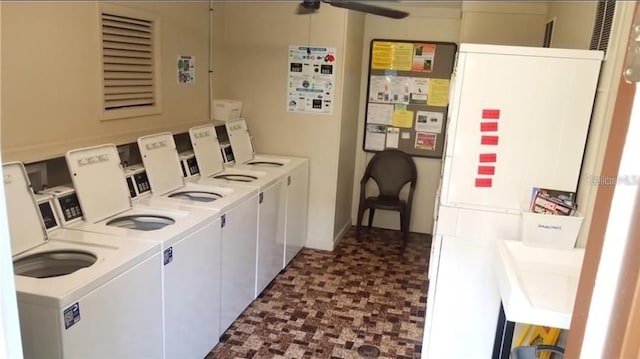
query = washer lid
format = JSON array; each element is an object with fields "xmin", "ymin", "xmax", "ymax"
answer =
[
  {"xmin": 2, "ymin": 162, "xmax": 48, "ymax": 255},
  {"xmin": 225, "ymin": 118, "xmax": 254, "ymax": 165},
  {"xmin": 189, "ymin": 124, "xmax": 225, "ymax": 177},
  {"xmin": 66, "ymin": 144, "xmax": 131, "ymax": 223},
  {"xmin": 137, "ymin": 132, "xmax": 184, "ymax": 196}
]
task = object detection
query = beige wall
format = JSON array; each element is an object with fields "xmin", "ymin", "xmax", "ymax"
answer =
[
  {"xmin": 461, "ymin": 2, "xmax": 547, "ymax": 46},
  {"xmin": 546, "ymin": 1, "xmax": 597, "ymax": 49},
  {"xmin": 212, "ymin": 2, "xmax": 350, "ymax": 250},
  {"xmin": 1, "ymin": 2, "xmax": 210, "ymax": 163},
  {"xmin": 333, "ymin": 11, "xmax": 365, "ymax": 240},
  {"xmin": 351, "ymin": 5, "xmax": 462, "ymax": 234}
]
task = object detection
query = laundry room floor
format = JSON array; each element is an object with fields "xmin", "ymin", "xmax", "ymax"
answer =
[{"xmin": 207, "ymin": 226, "xmax": 431, "ymax": 359}]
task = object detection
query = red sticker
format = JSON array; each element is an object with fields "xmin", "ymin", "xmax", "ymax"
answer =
[
  {"xmin": 479, "ymin": 153, "xmax": 497, "ymax": 163},
  {"xmin": 482, "ymin": 109, "xmax": 500, "ymax": 119},
  {"xmin": 475, "ymin": 178, "xmax": 493, "ymax": 188},
  {"xmin": 481, "ymin": 122, "xmax": 499, "ymax": 132},
  {"xmin": 481, "ymin": 135, "xmax": 499, "ymax": 145},
  {"xmin": 478, "ymin": 166, "xmax": 495, "ymax": 175}
]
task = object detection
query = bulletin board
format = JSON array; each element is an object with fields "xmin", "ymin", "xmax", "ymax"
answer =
[{"xmin": 362, "ymin": 39, "xmax": 457, "ymax": 158}]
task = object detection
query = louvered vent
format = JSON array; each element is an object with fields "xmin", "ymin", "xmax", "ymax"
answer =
[
  {"xmin": 590, "ymin": 0, "xmax": 616, "ymax": 52},
  {"xmin": 101, "ymin": 11, "xmax": 157, "ymax": 116}
]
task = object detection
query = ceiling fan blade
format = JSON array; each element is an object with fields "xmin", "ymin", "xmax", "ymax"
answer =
[{"xmin": 326, "ymin": 1, "xmax": 409, "ymax": 19}]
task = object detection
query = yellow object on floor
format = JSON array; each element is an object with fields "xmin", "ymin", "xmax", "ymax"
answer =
[{"xmin": 515, "ymin": 325, "xmax": 561, "ymax": 359}]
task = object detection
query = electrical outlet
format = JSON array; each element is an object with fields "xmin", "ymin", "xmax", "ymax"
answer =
[{"xmin": 25, "ymin": 162, "xmax": 47, "ymax": 192}]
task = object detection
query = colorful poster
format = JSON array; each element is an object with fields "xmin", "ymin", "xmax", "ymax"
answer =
[
  {"xmin": 427, "ymin": 79, "xmax": 450, "ymax": 107},
  {"xmin": 177, "ymin": 55, "xmax": 195, "ymax": 84},
  {"xmin": 287, "ymin": 45, "xmax": 337, "ymax": 114},
  {"xmin": 412, "ymin": 44, "xmax": 435, "ymax": 72},
  {"xmin": 415, "ymin": 132, "xmax": 437, "ymax": 150}
]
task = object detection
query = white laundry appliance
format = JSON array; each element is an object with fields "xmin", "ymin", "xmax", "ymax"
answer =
[
  {"xmin": 136, "ymin": 131, "xmax": 259, "ymax": 334},
  {"xmin": 423, "ymin": 44, "xmax": 603, "ymax": 359},
  {"xmin": 4, "ymin": 162, "xmax": 164, "ymax": 359},
  {"xmin": 188, "ymin": 124, "xmax": 287, "ymax": 300},
  {"xmin": 221, "ymin": 119, "xmax": 310, "ymax": 268},
  {"xmin": 61, "ymin": 144, "xmax": 224, "ymax": 359}
]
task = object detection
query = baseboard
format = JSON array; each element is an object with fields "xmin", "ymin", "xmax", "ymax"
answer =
[{"xmin": 332, "ymin": 220, "xmax": 352, "ymax": 250}]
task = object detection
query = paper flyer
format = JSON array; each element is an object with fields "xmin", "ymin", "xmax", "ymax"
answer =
[
  {"xmin": 427, "ymin": 79, "xmax": 450, "ymax": 107},
  {"xmin": 365, "ymin": 124, "xmax": 387, "ymax": 151},
  {"xmin": 412, "ymin": 44, "xmax": 436, "ymax": 72},
  {"xmin": 415, "ymin": 111, "xmax": 443, "ymax": 133},
  {"xmin": 392, "ymin": 105, "xmax": 413, "ymax": 128},
  {"xmin": 392, "ymin": 43, "xmax": 414, "ymax": 71},
  {"xmin": 367, "ymin": 103, "xmax": 393, "ymax": 125},
  {"xmin": 415, "ymin": 132, "xmax": 437, "ymax": 150},
  {"xmin": 371, "ymin": 41, "xmax": 394, "ymax": 70},
  {"xmin": 287, "ymin": 45, "xmax": 336, "ymax": 114},
  {"xmin": 386, "ymin": 127, "xmax": 400, "ymax": 148},
  {"xmin": 409, "ymin": 78, "xmax": 429, "ymax": 104}
]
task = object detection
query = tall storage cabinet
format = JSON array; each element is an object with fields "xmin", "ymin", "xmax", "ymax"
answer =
[{"xmin": 423, "ymin": 44, "xmax": 603, "ymax": 359}]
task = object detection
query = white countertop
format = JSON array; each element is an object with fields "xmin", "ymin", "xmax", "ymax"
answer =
[{"xmin": 495, "ymin": 239, "xmax": 585, "ymax": 329}]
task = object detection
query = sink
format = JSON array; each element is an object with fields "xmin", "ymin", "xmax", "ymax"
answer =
[{"xmin": 495, "ymin": 240, "xmax": 585, "ymax": 329}]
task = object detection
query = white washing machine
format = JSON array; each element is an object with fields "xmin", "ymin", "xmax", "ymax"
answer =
[
  {"xmin": 61, "ymin": 144, "xmax": 223, "ymax": 359},
  {"xmin": 136, "ymin": 131, "xmax": 260, "ymax": 334},
  {"xmin": 3, "ymin": 162, "xmax": 163, "ymax": 359},
  {"xmin": 189, "ymin": 124, "xmax": 287, "ymax": 301},
  {"xmin": 222, "ymin": 119, "xmax": 310, "ymax": 268}
]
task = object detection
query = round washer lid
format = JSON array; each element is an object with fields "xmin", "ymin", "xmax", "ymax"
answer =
[
  {"xmin": 189, "ymin": 124, "xmax": 226, "ymax": 177},
  {"xmin": 225, "ymin": 118, "xmax": 254, "ymax": 165},
  {"xmin": 2, "ymin": 162, "xmax": 48, "ymax": 255},
  {"xmin": 66, "ymin": 144, "xmax": 132, "ymax": 223},
  {"xmin": 137, "ymin": 132, "xmax": 184, "ymax": 196}
]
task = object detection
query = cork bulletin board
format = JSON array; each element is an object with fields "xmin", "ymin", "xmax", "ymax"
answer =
[{"xmin": 362, "ymin": 40, "xmax": 457, "ymax": 158}]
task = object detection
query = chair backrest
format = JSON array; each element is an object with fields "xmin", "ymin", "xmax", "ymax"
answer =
[{"xmin": 362, "ymin": 149, "xmax": 417, "ymax": 199}]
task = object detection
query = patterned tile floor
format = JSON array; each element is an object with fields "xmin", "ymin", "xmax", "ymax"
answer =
[{"xmin": 207, "ymin": 226, "xmax": 431, "ymax": 359}]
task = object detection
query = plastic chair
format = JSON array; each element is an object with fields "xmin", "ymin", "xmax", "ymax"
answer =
[
  {"xmin": 356, "ymin": 149, "xmax": 417, "ymax": 246},
  {"xmin": 511, "ymin": 345, "xmax": 564, "ymax": 359}
]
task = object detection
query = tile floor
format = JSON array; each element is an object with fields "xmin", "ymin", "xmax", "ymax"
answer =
[{"xmin": 207, "ymin": 226, "xmax": 431, "ymax": 359}]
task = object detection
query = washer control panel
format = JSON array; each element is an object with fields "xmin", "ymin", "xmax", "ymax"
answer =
[
  {"xmin": 33, "ymin": 193, "xmax": 59, "ymax": 231},
  {"xmin": 124, "ymin": 164, "xmax": 151, "ymax": 200},
  {"xmin": 39, "ymin": 185, "xmax": 83, "ymax": 225}
]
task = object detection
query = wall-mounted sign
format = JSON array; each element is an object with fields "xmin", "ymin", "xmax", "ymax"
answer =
[
  {"xmin": 177, "ymin": 55, "xmax": 195, "ymax": 84},
  {"xmin": 287, "ymin": 45, "xmax": 336, "ymax": 114}
]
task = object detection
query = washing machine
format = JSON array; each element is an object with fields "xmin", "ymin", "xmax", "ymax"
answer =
[
  {"xmin": 3, "ymin": 162, "xmax": 163, "ymax": 359},
  {"xmin": 222, "ymin": 118, "xmax": 310, "ymax": 268},
  {"xmin": 136, "ymin": 131, "xmax": 260, "ymax": 334},
  {"xmin": 61, "ymin": 144, "xmax": 223, "ymax": 359},
  {"xmin": 188, "ymin": 124, "xmax": 287, "ymax": 301}
]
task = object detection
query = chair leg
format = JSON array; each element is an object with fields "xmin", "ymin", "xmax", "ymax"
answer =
[
  {"xmin": 400, "ymin": 209, "xmax": 408, "ymax": 247},
  {"xmin": 367, "ymin": 208, "xmax": 375, "ymax": 229},
  {"xmin": 356, "ymin": 203, "xmax": 366, "ymax": 238}
]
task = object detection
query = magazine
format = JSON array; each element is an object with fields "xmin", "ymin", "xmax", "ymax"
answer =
[{"xmin": 530, "ymin": 187, "xmax": 577, "ymax": 216}]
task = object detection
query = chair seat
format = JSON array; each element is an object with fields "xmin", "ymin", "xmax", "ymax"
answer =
[{"xmin": 365, "ymin": 196, "xmax": 406, "ymax": 211}]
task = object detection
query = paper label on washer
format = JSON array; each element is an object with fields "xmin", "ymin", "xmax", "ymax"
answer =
[
  {"xmin": 164, "ymin": 247, "xmax": 173, "ymax": 265},
  {"xmin": 63, "ymin": 303, "xmax": 81, "ymax": 329}
]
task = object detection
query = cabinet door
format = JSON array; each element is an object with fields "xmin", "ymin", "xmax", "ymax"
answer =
[
  {"xmin": 220, "ymin": 194, "xmax": 259, "ymax": 333},
  {"xmin": 256, "ymin": 179, "xmax": 286, "ymax": 297},
  {"xmin": 284, "ymin": 162, "xmax": 309, "ymax": 267},
  {"xmin": 442, "ymin": 50, "xmax": 601, "ymax": 210}
]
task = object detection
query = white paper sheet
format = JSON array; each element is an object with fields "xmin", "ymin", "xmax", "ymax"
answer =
[
  {"xmin": 415, "ymin": 111, "xmax": 443, "ymax": 133},
  {"xmin": 367, "ymin": 103, "xmax": 393, "ymax": 125},
  {"xmin": 385, "ymin": 127, "xmax": 400, "ymax": 148},
  {"xmin": 365, "ymin": 124, "xmax": 386, "ymax": 151}
]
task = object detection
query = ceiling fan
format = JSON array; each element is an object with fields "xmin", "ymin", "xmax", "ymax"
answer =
[{"xmin": 297, "ymin": 0, "xmax": 409, "ymax": 19}]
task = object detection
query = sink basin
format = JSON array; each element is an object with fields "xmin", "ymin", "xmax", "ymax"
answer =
[{"xmin": 495, "ymin": 240, "xmax": 585, "ymax": 329}]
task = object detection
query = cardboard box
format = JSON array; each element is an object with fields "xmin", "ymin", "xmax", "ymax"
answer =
[
  {"xmin": 211, "ymin": 99, "xmax": 242, "ymax": 121},
  {"xmin": 521, "ymin": 210, "xmax": 583, "ymax": 250}
]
